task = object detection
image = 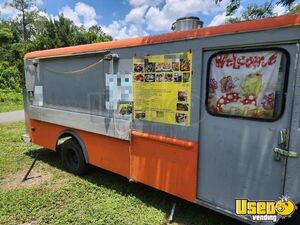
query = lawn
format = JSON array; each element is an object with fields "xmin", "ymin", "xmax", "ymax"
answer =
[
  {"xmin": 0, "ymin": 122, "xmax": 243, "ymax": 225},
  {"xmin": 0, "ymin": 90, "xmax": 23, "ymax": 113}
]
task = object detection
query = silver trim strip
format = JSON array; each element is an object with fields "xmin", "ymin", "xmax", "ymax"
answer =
[{"xmin": 29, "ymin": 106, "xmax": 131, "ymax": 140}]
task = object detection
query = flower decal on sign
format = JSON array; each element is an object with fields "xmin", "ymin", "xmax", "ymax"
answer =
[
  {"xmin": 208, "ymin": 78, "xmax": 218, "ymax": 100},
  {"xmin": 220, "ymin": 76, "xmax": 235, "ymax": 93},
  {"xmin": 262, "ymin": 93, "xmax": 275, "ymax": 110}
]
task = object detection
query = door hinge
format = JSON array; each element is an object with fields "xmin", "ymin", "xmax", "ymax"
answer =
[{"xmin": 274, "ymin": 147, "xmax": 298, "ymax": 159}]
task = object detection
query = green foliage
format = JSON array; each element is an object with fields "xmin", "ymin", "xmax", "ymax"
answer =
[
  {"xmin": 0, "ymin": 90, "xmax": 23, "ymax": 113},
  {"xmin": 289, "ymin": 4, "xmax": 300, "ymax": 14},
  {"xmin": 225, "ymin": 0, "xmax": 240, "ymax": 16},
  {"xmin": 0, "ymin": 27, "xmax": 13, "ymax": 44},
  {"xmin": 242, "ymin": 2, "xmax": 274, "ymax": 21},
  {"xmin": 215, "ymin": 0, "xmax": 296, "ymax": 15},
  {"xmin": 0, "ymin": 90, "xmax": 23, "ymax": 103},
  {"xmin": 0, "ymin": 0, "xmax": 112, "ymax": 95},
  {"xmin": 225, "ymin": 17, "xmax": 240, "ymax": 24},
  {"xmin": 0, "ymin": 62, "xmax": 21, "ymax": 91},
  {"xmin": 225, "ymin": 2, "xmax": 299, "ymax": 24},
  {"xmin": 277, "ymin": 0, "xmax": 295, "ymax": 7},
  {"xmin": 32, "ymin": 15, "xmax": 112, "ymax": 50},
  {"xmin": 9, "ymin": 0, "xmax": 44, "ymax": 41}
]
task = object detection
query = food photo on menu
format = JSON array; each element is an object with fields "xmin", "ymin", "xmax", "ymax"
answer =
[
  {"xmin": 183, "ymin": 72, "xmax": 190, "ymax": 82},
  {"xmin": 155, "ymin": 74, "xmax": 164, "ymax": 82},
  {"xmin": 134, "ymin": 63, "xmax": 144, "ymax": 72},
  {"xmin": 175, "ymin": 113, "xmax": 188, "ymax": 125},
  {"xmin": 178, "ymin": 91, "xmax": 188, "ymax": 102},
  {"xmin": 180, "ymin": 59, "xmax": 190, "ymax": 71},
  {"xmin": 164, "ymin": 73, "xmax": 173, "ymax": 82},
  {"xmin": 135, "ymin": 111, "xmax": 146, "ymax": 119},
  {"xmin": 172, "ymin": 62, "xmax": 180, "ymax": 71},
  {"xmin": 134, "ymin": 74, "xmax": 144, "ymax": 82},
  {"xmin": 174, "ymin": 73, "xmax": 182, "ymax": 82},
  {"xmin": 177, "ymin": 103, "xmax": 189, "ymax": 111},
  {"xmin": 145, "ymin": 74, "xmax": 155, "ymax": 82},
  {"xmin": 155, "ymin": 62, "xmax": 172, "ymax": 72},
  {"xmin": 145, "ymin": 62, "xmax": 156, "ymax": 72}
]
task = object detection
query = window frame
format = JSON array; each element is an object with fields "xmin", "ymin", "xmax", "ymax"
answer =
[{"xmin": 205, "ymin": 47, "xmax": 290, "ymax": 122}]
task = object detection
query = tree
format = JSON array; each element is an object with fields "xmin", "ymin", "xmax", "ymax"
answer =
[
  {"xmin": 88, "ymin": 25, "xmax": 112, "ymax": 42},
  {"xmin": 225, "ymin": 3, "xmax": 273, "ymax": 24},
  {"xmin": 0, "ymin": 27, "xmax": 13, "ymax": 44},
  {"xmin": 242, "ymin": 2, "xmax": 274, "ymax": 20},
  {"xmin": 32, "ymin": 15, "xmax": 112, "ymax": 50},
  {"xmin": 288, "ymin": 4, "xmax": 300, "ymax": 14},
  {"xmin": 225, "ymin": 1, "xmax": 299, "ymax": 24},
  {"xmin": 8, "ymin": 0, "xmax": 42, "ymax": 41},
  {"xmin": 215, "ymin": 0, "xmax": 296, "ymax": 15},
  {"xmin": 0, "ymin": 3, "xmax": 112, "ymax": 91}
]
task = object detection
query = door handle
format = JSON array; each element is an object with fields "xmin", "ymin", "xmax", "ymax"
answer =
[{"xmin": 274, "ymin": 147, "xmax": 298, "ymax": 160}]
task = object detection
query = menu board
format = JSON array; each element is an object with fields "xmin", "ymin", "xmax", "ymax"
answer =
[{"xmin": 133, "ymin": 52, "xmax": 192, "ymax": 126}]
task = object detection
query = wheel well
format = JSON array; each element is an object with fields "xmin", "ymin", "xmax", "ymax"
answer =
[{"xmin": 56, "ymin": 130, "xmax": 89, "ymax": 163}]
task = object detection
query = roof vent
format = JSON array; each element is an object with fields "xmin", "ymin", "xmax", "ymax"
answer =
[{"xmin": 171, "ymin": 17, "xmax": 203, "ymax": 32}]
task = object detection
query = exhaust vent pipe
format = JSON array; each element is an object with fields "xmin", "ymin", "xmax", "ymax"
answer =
[{"xmin": 171, "ymin": 16, "xmax": 203, "ymax": 32}]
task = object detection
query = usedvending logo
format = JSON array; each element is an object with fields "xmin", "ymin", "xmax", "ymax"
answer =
[{"xmin": 235, "ymin": 196, "xmax": 297, "ymax": 222}]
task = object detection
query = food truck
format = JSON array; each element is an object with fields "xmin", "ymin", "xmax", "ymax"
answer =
[{"xmin": 22, "ymin": 14, "xmax": 300, "ymax": 224}]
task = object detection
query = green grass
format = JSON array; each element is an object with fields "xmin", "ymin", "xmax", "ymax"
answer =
[
  {"xmin": 0, "ymin": 90, "xmax": 23, "ymax": 113},
  {"xmin": 0, "ymin": 122, "xmax": 243, "ymax": 225}
]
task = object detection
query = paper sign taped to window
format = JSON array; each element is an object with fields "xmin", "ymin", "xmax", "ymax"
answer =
[
  {"xmin": 105, "ymin": 74, "xmax": 133, "ymax": 111},
  {"xmin": 207, "ymin": 51, "xmax": 283, "ymax": 119},
  {"xmin": 33, "ymin": 86, "xmax": 43, "ymax": 106}
]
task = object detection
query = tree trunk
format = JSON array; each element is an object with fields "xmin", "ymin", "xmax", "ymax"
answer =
[{"xmin": 21, "ymin": 0, "xmax": 26, "ymax": 41}]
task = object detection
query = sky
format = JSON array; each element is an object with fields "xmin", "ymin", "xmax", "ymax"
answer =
[{"xmin": 0, "ymin": 0, "xmax": 299, "ymax": 40}]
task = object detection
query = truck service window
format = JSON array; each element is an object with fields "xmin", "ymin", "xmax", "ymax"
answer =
[{"xmin": 207, "ymin": 49, "xmax": 288, "ymax": 120}]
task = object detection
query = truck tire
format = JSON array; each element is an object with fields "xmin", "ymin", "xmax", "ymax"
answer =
[{"xmin": 61, "ymin": 138, "xmax": 88, "ymax": 175}]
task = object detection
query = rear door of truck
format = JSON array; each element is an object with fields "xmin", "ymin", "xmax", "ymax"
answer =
[{"xmin": 197, "ymin": 44, "xmax": 298, "ymax": 212}]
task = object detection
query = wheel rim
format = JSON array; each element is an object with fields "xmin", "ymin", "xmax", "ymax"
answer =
[{"xmin": 66, "ymin": 148, "xmax": 79, "ymax": 170}]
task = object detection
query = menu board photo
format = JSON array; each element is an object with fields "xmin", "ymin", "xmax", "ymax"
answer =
[{"xmin": 133, "ymin": 52, "xmax": 192, "ymax": 126}]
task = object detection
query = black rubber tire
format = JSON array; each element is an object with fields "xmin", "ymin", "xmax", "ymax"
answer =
[{"xmin": 61, "ymin": 138, "xmax": 88, "ymax": 175}]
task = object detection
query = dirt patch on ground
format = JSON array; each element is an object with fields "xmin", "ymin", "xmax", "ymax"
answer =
[{"xmin": 0, "ymin": 170, "xmax": 52, "ymax": 189}]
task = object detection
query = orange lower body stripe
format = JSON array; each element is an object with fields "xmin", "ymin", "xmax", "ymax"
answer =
[
  {"xmin": 131, "ymin": 130, "xmax": 198, "ymax": 202},
  {"xmin": 29, "ymin": 119, "xmax": 198, "ymax": 202}
]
